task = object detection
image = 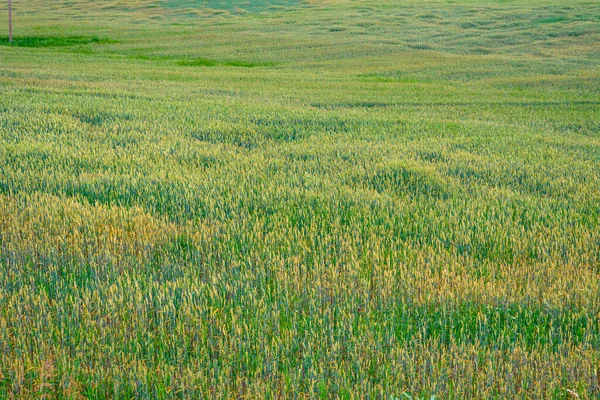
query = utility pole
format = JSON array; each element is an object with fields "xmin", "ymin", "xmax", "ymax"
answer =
[{"xmin": 8, "ymin": 0, "xmax": 12, "ymax": 43}]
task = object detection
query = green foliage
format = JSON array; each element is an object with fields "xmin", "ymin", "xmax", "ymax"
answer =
[{"xmin": 0, "ymin": 36, "xmax": 115, "ymax": 47}]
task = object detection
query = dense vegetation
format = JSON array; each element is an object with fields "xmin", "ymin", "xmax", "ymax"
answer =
[{"xmin": 1, "ymin": 0, "xmax": 599, "ymax": 397}]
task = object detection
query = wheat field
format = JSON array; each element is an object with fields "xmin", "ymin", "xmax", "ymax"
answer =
[{"xmin": 0, "ymin": 0, "xmax": 599, "ymax": 398}]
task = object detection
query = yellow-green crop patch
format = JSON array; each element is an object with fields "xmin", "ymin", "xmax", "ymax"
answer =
[
  {"xmin": 1, "ymin": 0, "xmax": 599, "ymax": 398},
  {"xmin": 160, "ymin": 0, "xmax": 302, "ymax": 13}
]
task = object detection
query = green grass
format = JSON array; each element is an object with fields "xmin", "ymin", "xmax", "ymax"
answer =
[
  {"xmin": 0, "ymin": 36, "xmax": 114, "ymax": 47},
  {"xmin": 160, "ymin": 0, "xmax": 302, "ymax": 13},
  {"xmin": 0, "ymin": 0, "xmax": 599, "ymax": 398},
  {"xmin": 177, "ymin": 57, "xmax": 276, "ymax": 67}
]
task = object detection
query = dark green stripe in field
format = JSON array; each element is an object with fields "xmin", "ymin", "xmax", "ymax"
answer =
[{"xmin": 0, "ymin": 36, "xmax": 115, "ymax": 47}]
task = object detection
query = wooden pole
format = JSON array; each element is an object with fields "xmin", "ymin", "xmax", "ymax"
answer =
[{"xmin": 8, "ymin": 0, "xmax": 12, "ymax": 43}]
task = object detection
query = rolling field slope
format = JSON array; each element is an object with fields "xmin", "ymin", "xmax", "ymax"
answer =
[{"xmin": 1, "ymin": 0, "xmax": 599, "ymax": 397}]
